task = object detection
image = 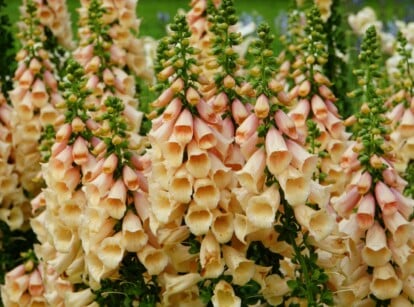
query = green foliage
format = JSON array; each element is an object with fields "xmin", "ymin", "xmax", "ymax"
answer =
[
  {"xmin": 39, "ymin": 124, "xmax": 56, "ymax": 162},
  {"xmin": 246, "ymin": 241, "xmax": 282, "ymax": 275},
  {"xmin": 208, "ymin": 0, "xmax": 244, "ymax": 102},
  {"xmin": 404, "ymin": 160, "xmax": 414, "ymax": 199},
  {"xmin": 96, "ymin": 96, "xmax": 133, "ymax": 179},
  {"xmin": 324, "ymin": 0, "xmax": 352, "ymax": 117},
  {"xmin": 275, "ymin": 200, "xmax": 333, "ymax": 306},
  {"xmin": 247, "ymin": 23, "xmax": 277, "ymax": 97},
  {"xmin": 0, "ymin": 0, "xmax": 15, "ymax": 94},
  {"xmin": 59, "ymin": 59, "xmax": 93, "ymax": 139},
  {"xmin": 352, "ymin": 26, "xmax": 390, "ymax": 179},
  {"xmin": 93, "ymin": 253, "xmax": 160, "ymax": 307},
  {"xmin": 395, "ymin": 31, "xmax": 414, "ymax": 104},
  {"xmin": 86, "ymin": 0, "xmax": 111, "ymax": 74},
  {"xmin": 0, "ymin": 221, "xmax": 38, "ymax": 284},
  {"xmin": 198, "ymin": 275, "xmax": 265, "ymax": 307}
]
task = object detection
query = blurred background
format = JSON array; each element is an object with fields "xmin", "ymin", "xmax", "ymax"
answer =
[{"xmin": 3, "ymin": 0, "xmax": 414, "ymax": 41}]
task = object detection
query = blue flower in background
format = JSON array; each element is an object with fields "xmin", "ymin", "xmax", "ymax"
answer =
[{"xmin": 157, "ymin": 11, "xmax": 170, "ymax": 24}]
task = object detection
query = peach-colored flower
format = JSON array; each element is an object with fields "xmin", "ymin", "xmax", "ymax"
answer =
[
  {"xmin": 375, "ymin": 181, "xmax": 398, "ymax": 215},
  {"xmin": 356, "ymin": 193, "xmax": 375, "ymax": 230},
  {"xmin": 235, "ymin": 113, "xmax": 259, "ymax": 144},
  {"xmin": 361, "ymin": 222, "xmax": 391, "ymax": 267}
]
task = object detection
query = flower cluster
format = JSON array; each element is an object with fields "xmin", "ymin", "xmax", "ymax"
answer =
[{"xmin": 1, "ymin": 1, "xmax": 414, "ymax": 306}]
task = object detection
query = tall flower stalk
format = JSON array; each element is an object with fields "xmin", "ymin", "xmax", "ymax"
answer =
[{"xmin": 332, "ymin": 25, "xmax": 414, "ymax": 304}]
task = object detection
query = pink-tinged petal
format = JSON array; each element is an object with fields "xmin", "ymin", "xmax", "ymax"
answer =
[
  {"xmin": 123, "ymin": 104, "xmax": 143, "ymax": 131},
  {"xmin": 72, "ymin": 136, "xmax": 89, "ymax": 165},
  {"xmin": 386, "ymin": 102, "xmax": 404, "ymax": 124},
  {"xmin": 277, "ymin": 90, "xmax": 291, "ymax": 105},
  {"xmin": 194, "ymin": 117, "xmax": 216, "ymax": 149},
  {"xmin": 236, "ymin": 147, "xmax": 266, "ymax": 193},
  {"xmin": 162, "ymin": 97, "xmax": 183, "ymax": 122},
  {"xmin": 313, "ymin": 71, "xmax": 332, "ymax": 85},
  {"xmin": 31, "ymin": 78, "xmax": 48, "ymax": 108},
  {"xmin": 388, "ymin": 238, "xmax": 414, "ymax": 278},
  {"xmin": 14, "ymin": 62, "xmax": 27, "ymax": 80},
  {"xmin": 338, "ymin": 214, "xmax": 365, "ymax": 242},
  {"xmin": 51, "ymin": 140, "xmax": 68, "ymax": 157},
  {"xmin": 232, "ymin": 98, "xmax": 249, "ymax": 125},
  {"xmin": 298, "ymin": 80, "xmax": 311, "ymax": 97},
  {"xmin": 240, "ymin": 131, "xmax": 259, "ymax": 160},
  {"xmin": 221, "ymin": 116, "xmax": 235, "ymax": 139},
  {"xmin": 185, "ymin": 202, "xmax": 213, "ymax": 235},
  {"xmin": 254, "ymin": 94, "xmax": 270, "ymax": 119},
  {"xmin": 157, "ymin": 65, "xmax": 175, "ymax": 81},
  {"xmin": 103, "ymin": 179, "xmax": 127, "ymax": 219},
  {"xmin": 133, "ymin": 191, "xmax": 151, "ymax": 223},
  {"xmin": 383, "ymin": 211, "xmax": 412, "ymax": 246},
  {"xmin": 55, "ymin": 167, "xmax": 81, "ymax": 199},
  {"xmin": 15, "ymin": 91, "xmax": 34, "ymax": 121},
  {"xmin": 246, "ymin": 185, "xmax": 280, "ymax": 229},
  {"xmin": 162, "ymin": 134, "xmax": 185, "ymax": 167},
  {"xmin": 223, "ymin": 75, "xmax": 236, "ymax": 88},
  {"xmin": 8, "ymin": 86, "xmax": 27, "ymax": 106},
  {"xmin": 209, "ymin": 127, "xmax": 232, "ymax": 160},
  {"xmin": 200, "ymin": 231, "xmax": 225, "ymax": 278},
  {"xmin": 82, "ymin": 155, "xmax": 103, "ymax": 182},
  {"xmin": 356, "ymin": 171, "xmax": 372, "ymax": 194},
  {"xmin": 325, "ymin": 100, "xmax": 340, "ymax": 117},
  {"xmin": 265, "ymin": 127, "xmax": 291, "ymax": 175},
  {"xmin": 196, "ymin": 98, "xmax": 220, "ymax": 124},
  {"xmin": 361, "ymin": 222, "xmax": 391, "ymax": 267},
  {"xmin": 208, "ymin": 153, "xmax": 231, "ymax": 189},
  {"xmin": 225, "ymin": 144, "xmax": 245, "ymax": 171},
  {"xmin": 340, "ymin": 142, "xmax": 360, "ymax": 170},
  {"xmin": 5, "ymin": 264, "xmax": 26, "ymax": 282},
  {"xmin": 326, "ymin": 138, "xmax": 347, "ymax": 163},
  {"xmin": 293, "ymin": 205, "xmax": 335, "ymax": 241},
  {"xmin": 212, "ymin": 92, "xmax": 229, "ymax": 113},
  {"xmin": 288, "ymin": 84, "xmax": 299, "ymax": 101},
  {"xmin": 28, "ymin": 269, "xmax": 44, "ymax": 297},
  {"xmin": 235, "ymin": 113, "xmax": 259, "ymax": 145},
  {"xmin": 322, "ymin": 111, "xmax": 346, "ymax": 139},
  {"xmin": 286, "ymin": 139, "xmax": 317, "ymax": 177},
  {"xmin": 383, "ymin": 167, "xmax": 407, "ymax": 191},
  {"xmin": 18, "ymin": 69, "xmax": 34, "ymax": 89},
  {"xmin": 84, "ymin": 172, "xmax": 114, "ymax": 206},
  {"xmin": 308, "ymin": 180, "xmax": 331, "ymax": 208},
  {"xmin": 288, "ymin": 98, "xmax": 310, "ymax": 128},
  {"xmin": 390, "ymin": 187, "xmax": 414, "ymax": 220},
  {"xmin": 31, "ymin": 191, "xmax": 45, "ymax": 214},
  {"xmin": 85, "ymin": 74, "xmax": 99, "ymax": 91},
  {"xmin": 274, "ymin": 109, "xmax": 297, "ymax": 139},
  {"xmin": 318, "ymin": 85, "xmax": 336, "ymax": 101},
  {"xmin": 370, "ymin": 263, "xmax": 402, "ymax": 300},
  {"xmin": 400, "ymin": 108, "xmax": 414, "ymax": 138},
  {"xmin": 186, "ymin": 87, "xmax": 201, "ymax": 105},
  {"xmin": 49, "ymin": 146, "xmax": 74, "ymax": 179},
  {"xmin": 171, "ymin": 77, "xmax": 185, "ymax": 93},
  {"xmin": 311, "ymin": 94, "xmax": 328, "ymax": 121},
  {"xmin": 186, "ymin": 140, "xmax": 211, "ymax": 178},
  {"xmin": 277, "ymin": 166, "xmax": 311, "ymax": 206},
  {"xmin": 148, "ymin": 118, "xmax": 175, "ymax": 144},
  {"xmin": 375, "ymin": 181, "xmax": 398, "ymax": 215},
  {"xmin": 331, "ymin": 186, "xmax": 361, "ymax": 218},
  {"xmin": 122, "ymin": 165, "xmax": 140, "ymax": 191},
  {"xmin": 152, "ymin": 87, "xmax": 174, "ymax": 108},
  {"xmin": 110, "ymin": 44, "xmax": 126, "ymax": 66},
  {"xmin": 102, "ymin": 153, "xmax": 118, "ymax": 174},
  {"xmin": 356, "ymin": 193, "xmax": 375, "ymax": 230}
]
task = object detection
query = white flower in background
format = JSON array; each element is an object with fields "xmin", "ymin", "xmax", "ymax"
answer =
[{"xmin": 348, "ymin": 6, "xmax": 382, "ymax": 36}]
